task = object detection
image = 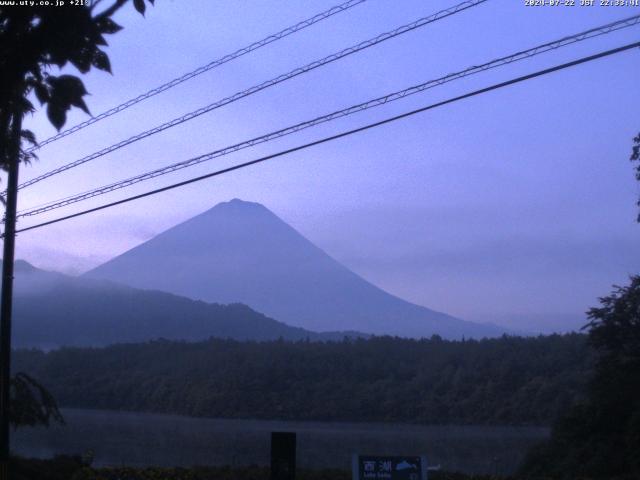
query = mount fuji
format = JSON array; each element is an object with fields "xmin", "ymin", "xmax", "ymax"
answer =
[{"xmin": 86, "ymin": 199, "xmax": 506, "ymax": 339}]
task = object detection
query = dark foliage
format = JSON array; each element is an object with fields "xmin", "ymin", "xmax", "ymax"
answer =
[
  {"xmin": 0, "ymin": 0, "xmax": 150, "ymax": 441},
  {"xmin": 11, "ymin": 454, "xmax": 87, "ymax": 480},
  {"xmin": 1, "ymin": 0, "xmax": 152, "ymax": 438},
  {"xmin": 14, "ymin": 334, "xmax": 590, "ymax": 426},
  {"xmin": 91, "ymin": 466, "xmax": 500, "ymax": 480},
  {"xmin": 10, "ymin": 372, "xmax": 63, "ymax": 429},
  {"xmin": 0, "ymin": 0, "xmax": 154, "ymax": 171},
  {"xmin": 10, "ymin": 456, "xmax": 640, "ymax": 480},
  {"xmin": 8, "ymin": 457, "xmax": 509, "ymax": 480},
  {"xmin": 631, "ymin": 132, "xmax": 640, "ymax": 222},
  {"xmin": 519, "ymin": 277, "xmax": 640, "ymax": 479}
]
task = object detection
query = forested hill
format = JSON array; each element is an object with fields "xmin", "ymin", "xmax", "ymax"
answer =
[
  {"xmin": 9, "ymin": 260, "xmax": 357, "ymax": 348},
  {"xmin": 15, "ymin": 334, "xmax": 591, "ymax": 426}
]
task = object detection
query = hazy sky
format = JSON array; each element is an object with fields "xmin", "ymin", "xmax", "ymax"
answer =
[{"xmin": 9, "ymin": 0, "xmax": 640, "ymax": 333}]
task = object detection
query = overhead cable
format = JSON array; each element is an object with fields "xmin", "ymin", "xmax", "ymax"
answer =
[
  {"xmin": 17, "ymin": 14, "xmax": 640, "ymax": 219},
  {"xmin": 14, "ymin": 40, "xmax": 640, "ymax": 235},
  {"xmin": 15, "ymin": 0, "xmax": 488, "ymax": 192},
  {"xmin": 26, "ymin": 0, "xmax": 368, "ymax": 152}
]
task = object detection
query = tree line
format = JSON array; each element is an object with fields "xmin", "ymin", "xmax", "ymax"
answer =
[{"xmin": 14, "ymin": 333, "xmax": 590, "ymax": 426}]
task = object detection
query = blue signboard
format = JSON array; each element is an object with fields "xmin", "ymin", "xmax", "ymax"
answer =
[{"xmin": 352, "ymin": 455, "xmax": 428, "ymax": 480}]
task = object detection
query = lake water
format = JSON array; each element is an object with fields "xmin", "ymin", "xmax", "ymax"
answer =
[{"xmin": 13, "ymin": 408, "xmax": 548, "ymax": 475}]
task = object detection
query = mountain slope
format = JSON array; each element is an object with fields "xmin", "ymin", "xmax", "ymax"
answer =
[
  {"xmin": 8, "ymin": 260, "xmax": 342, "ymax": 348},
  {"xmin": 86, "ymin": 199, "xmax": 506, "ymax": 339}
]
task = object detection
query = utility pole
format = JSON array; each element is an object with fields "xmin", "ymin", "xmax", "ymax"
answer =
[{"xmin": 0, "ymin": 109, "xmax": 22, "ymax": 479}]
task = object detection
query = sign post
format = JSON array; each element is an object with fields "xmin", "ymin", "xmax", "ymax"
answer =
[{"xmin": 271, "ymin": 432, "xmax": 296, "ymax": 480}]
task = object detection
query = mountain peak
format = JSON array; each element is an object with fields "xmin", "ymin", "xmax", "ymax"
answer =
[{"xmin": 212, "ymin": 198, "xmax": 268, "ymax": 212}]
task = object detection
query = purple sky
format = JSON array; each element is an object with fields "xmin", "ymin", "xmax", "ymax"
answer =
[{"xmin": 9, "ymin": 0, "xmax": 640, "ymax": 333}]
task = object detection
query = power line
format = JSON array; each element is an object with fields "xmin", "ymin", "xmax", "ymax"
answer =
[
  {"xmin": 16, "ymin": 13, "xmax": 640, "ymax": 219},
  {"xmin": 13, "ymin": 41, "xmax": 640, "ymax": 236},
  {"xmin": 15, "ymin": 0, "xmax": 488, "ymax": 192},
  {"xmin": 26, "ymin": 0, "xmax": 368, "ymax": 153}
]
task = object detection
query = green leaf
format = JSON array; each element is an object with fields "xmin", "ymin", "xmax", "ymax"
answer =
[
  {"xmin": 70, "ymin": 50, "xmax": 92, "ymax": 73},
  {"xmin": 33, "ymin": 83, "xmax": 50, "ymax": 105},
  {"xmin": 92, "ymin": 49, "xmax": 111, "ymax": 73},
  {"xmin": 133, "ymin": 0, "xmax": 146, "ymax": 15},
  {"xmin": 48, "ymin": 75, "xmax": 88, "ymax": 97},
  {"xmin": 20, "ymin": 97, "xmax": 35, "ymax": 115},
  {"xmin": 94, "ymin": 33, "xmax": 108, "ymax": 47},
  {"xmin": 46, "ymin": 75, "xmax": 91, "ymax": 119},
  {"xmin": 96, "ymin": 17, "xmax": 123, "ymax": 34},
  {"xmin": 46, "ymin": 102, "xmax": 66, "ymax": 131},
  {"xmin": 20, "ymin": 130, "xmax": 38, "ymax": 147},
  {"xmin": 71, "ymin": 96, "xmax": 91, "ymax": 116}
]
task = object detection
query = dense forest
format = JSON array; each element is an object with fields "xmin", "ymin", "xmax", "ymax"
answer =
[{"xmin": 14, "ymin": 334, "xmax": 590, "ymax": 426}]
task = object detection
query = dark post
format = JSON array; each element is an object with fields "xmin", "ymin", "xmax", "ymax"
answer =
[
  {"xmin": 0, "ymin": 111, "xmax": 22, "ymax": 479},
  {"xmin": 271, "ymin": 432, "xmax": 296, "ymax": 480}
]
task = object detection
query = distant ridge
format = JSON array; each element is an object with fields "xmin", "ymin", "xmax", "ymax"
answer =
[
  {"xmin": 6, "ymin": 260, "xmax": 356, "ymax": 349},
  {"xmin": 86, "ymin": 199, "xmax": 507, "ymax": 339}
]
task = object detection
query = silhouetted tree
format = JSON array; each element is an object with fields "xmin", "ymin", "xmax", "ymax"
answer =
[
  {"xmin": 631, "ymin": 132, "xmax": 640, "ymax": 222},
  {"xmin": 520, "ymin": 278, "xmax": 640, "ymax": 479},
  {"xmin": 582, "ymin": 276, "xmax": 640, "ymax": 476},
  {"xmin": 519, "ymin": 134, "xmax": 640, "ymax": 479},
  {"xmin": 0, "ymin": 0, "xmax": 155, "ymax": 431},
  {"xmin": 0, "ymin": 0, "xmax": 155, "ymax": 168}
]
